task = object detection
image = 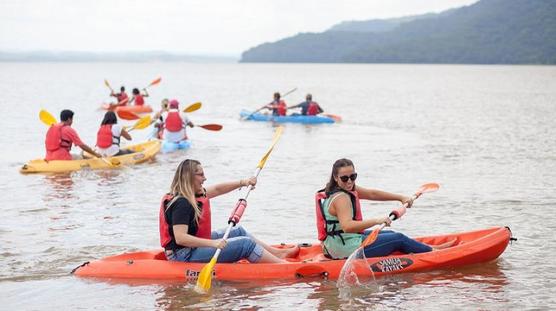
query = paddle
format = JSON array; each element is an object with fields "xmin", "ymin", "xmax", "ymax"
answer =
[
  {"xmin": 143, "ymin": 77, "xmax": 162, "ymax": 90},
  {"xmin": 322, "ymin": 113, "xmax": 342, "ymax": 122},
  {"xmin": 183, "ymin": 102, "xmax": 202, "ymax": 113},
  {"xmin": 116, "ymin": 110, "xmax": 140, "ymax": 121},
  {"xmin": 39, "ymin": 109, "xmax": 57, "ymax": 126},
  {"xmin": 195, "ymin": 126, "xmax": 284, "ymax": 293},
  {"xmin": 195, "ymin": 124, "xmax": 222, "ymax": 131},
  {"xmin": 104, "ymin": 79, "xmax": 114, "ymax": 93},
  {"xmin": 39, "ymin": 109, "xmax": 120, "ymax": 167},
  {"xmin": 242, "ymin": 88, "xmax": 297, "ymax": 120},
  {"xmin": 127, "ymin": 115, "xmax": 152, "ymax": 132}
]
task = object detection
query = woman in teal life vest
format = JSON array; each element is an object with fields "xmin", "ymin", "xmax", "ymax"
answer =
[{"xmin": 316, "ymin": 158, "xmax": 456, "ymax": 259}]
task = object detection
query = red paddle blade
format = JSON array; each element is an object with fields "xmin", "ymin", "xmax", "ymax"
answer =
[
  {"xmin": 361, "ymin": 228, "xmax": 380, "ymax": 247},
  {"xmin": 199, "ymin": 124, "xmax": 222, "ymax": 131},
  {"xmin": 117, "ymin": 110, "xmax": 140, "ymax": 120}
]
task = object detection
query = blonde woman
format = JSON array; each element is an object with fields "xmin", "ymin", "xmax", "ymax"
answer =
[{"xmin": 159, "ymin": 159, "xmax": 299, "ymax": 263}]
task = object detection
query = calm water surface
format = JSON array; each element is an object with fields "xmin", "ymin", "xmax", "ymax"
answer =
[{"xmin": 0, "ymin": 63, "xmax": 555, "ymax": 310}]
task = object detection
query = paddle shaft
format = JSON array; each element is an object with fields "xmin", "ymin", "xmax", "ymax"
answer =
[{"xmin": 207, "ymin": 167, "xmax": 262, "ymax": 261}]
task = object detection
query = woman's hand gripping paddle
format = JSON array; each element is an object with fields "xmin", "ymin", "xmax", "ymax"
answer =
[{"xmin": 195, "ymin": 126, "xmax": 284, "ymax": 293}]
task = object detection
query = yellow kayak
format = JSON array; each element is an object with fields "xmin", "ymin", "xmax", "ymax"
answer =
[{"xmin": 20, "ymin": 140, "xmax": 161, "ymax": 174}]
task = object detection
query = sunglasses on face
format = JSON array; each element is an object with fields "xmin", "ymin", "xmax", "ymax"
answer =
[{"xmin": 338, "ymin": 173, "xmax": 357, "ymax": 182}]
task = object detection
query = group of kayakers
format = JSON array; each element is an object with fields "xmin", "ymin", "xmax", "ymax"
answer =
[
  {"xmin": 44, "ymin": 97, "xmax": 194, "ymax": 161},
  {"xmin": 41, "ymin": 88, "xmax": 455, "ymax": 266},
  {"xmin": 262, "ymin": 92, "xmax": 324, "ymax": 117},
  {"xmin": 109, "ymin": 86, "xmax": 149, "ymax": 107},
  {"xmin": 160, "ymin": 158, "xmax": 457, "ymax": 264}
]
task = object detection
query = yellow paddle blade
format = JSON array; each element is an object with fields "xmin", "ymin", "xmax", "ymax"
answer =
[
  {"xmin": 131, "ymin": 115, "xmax": 152, "ymax": 130},
  {"xmin": 39, "ymin": 109, "xmax": 57, "ymax": 126},
  {"xmin": 184, "ymin": 102, "xmax": 202, "ymax": 113},
  {"xmin": 257, "ymin": 126, "xmax": 284, "ymax": 169},
  {"xmin": 195, "ymin": 257, "xmax": 217, "ymax": 293},
  {"xmin": 104, "ymin": 79, "xmax": 112, "ymax": 90}
]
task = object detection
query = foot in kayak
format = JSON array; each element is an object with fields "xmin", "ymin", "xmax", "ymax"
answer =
[
  {"xmin": 431, "ymin": 239, "xmax": 458, "ymax": 250},
  {"xmin": 273, "ymin": 245, "xmax": 300, "ymax": 259}
]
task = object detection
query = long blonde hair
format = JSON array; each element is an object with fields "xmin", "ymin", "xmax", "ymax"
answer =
[{"xmin": 168, "ymin": 159, "xmax": 202, "ymax": 224}]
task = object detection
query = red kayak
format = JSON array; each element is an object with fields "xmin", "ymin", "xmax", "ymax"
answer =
[{"xmin": 73, "ymin": 227, "xmax": 512, "ymax": 282}]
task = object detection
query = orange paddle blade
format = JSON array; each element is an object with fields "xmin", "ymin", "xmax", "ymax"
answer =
[
  {"xmin": 361, "ymin": 228, "xmax": 381, "ymax": 248},
  {"xmin": 183, "ymin": 102, "xmax": 202, "ymax": 113},
  {"xmin": 198, "ymin": 124, "xmax": 222, "ymax": 131},
  {"xmin": 148, "ymin": 77, "xmax": 162, "ymax": 87},
  {"xmin": 117, "ymin": 110, "xmax": 140, "ymax": 120}
]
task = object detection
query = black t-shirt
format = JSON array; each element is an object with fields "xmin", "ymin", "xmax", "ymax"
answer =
[{"xmin": 164, "ymin": 196, "xmax": 200, "ymax": 251}]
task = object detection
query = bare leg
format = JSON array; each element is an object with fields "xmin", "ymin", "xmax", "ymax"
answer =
[
  {"xmin": 251, "ymin": 236, "xmax": 300, "ymax": 259},
  {"xmin": 258, "ymin": 249, "xmax": 287, "ymax": 263},
  {"xmin": 431, "ymin": 239, "xmax": 458, "ymax": 250}
]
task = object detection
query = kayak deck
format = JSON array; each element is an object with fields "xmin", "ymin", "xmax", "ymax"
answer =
[
  {"xmin": 73, "ymin": 227, "xmax": 511, "ymax": 282},
  {"xmin": 240, "ymin": 109, "xmax": 335, "ymax": 124}
]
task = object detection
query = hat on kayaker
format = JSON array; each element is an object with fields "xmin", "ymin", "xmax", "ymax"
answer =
[{"xmin": 169, "ymin": 99, "xmax": 179, "ymax": 109}]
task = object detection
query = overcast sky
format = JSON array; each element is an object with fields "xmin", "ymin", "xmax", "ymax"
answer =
[{"xmin": 0, "ymin": 0, "xmax": 478, "ymax": 56}]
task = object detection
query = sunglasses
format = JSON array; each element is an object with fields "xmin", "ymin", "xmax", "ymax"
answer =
[{"xmin": 338, "ymin": 173, "xmax": 357, "ymax": 182}]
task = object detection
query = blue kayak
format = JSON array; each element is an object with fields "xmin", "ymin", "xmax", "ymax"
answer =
[
  {"xmin": 240, "ymin": 109, "xmax": 335, "ymax": 124},
  {"xmin": 162, "ymin": 140, "xmax": 192, "ymax": 153}
]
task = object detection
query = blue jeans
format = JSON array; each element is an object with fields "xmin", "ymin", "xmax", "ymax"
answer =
[
  {"xmin": 167, "ymin": 225, "xmax": 264, "ymax": 263},
  {"xmin": 362, "ymin": 230, "xmax": 432, "ymax": 257}
]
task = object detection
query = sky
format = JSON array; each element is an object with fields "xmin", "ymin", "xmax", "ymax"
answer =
[{"xmin": 0, "ymin": 0, "xmax": 479, "ymax": 56}]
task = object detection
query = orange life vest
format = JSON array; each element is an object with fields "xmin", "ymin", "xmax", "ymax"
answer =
[
  {"xmin": 96, "ymin": 124, "xmax": 119, "ymax": 148},
  {"xmin": 45, "ymin": 123, "xmax": 72, "ymax": 152},
  {"xmin": 307, "ymin": 102, "xmax": 319, "ymax": 115}
]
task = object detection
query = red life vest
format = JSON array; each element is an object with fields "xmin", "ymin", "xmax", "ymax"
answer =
[
  {"xmin": 165, "ymin": 111, "xmax": 184, "ymax": 132},
  {"xmin": 159, "ymin": 193, "xmax": 212, "ymax": 248},
  {"xmin": 277, "ymin": 100, "xmax": 287, "ymax": 116},
  {"xmin": 134, "ymin": 95, "xmax": 144, "ymax": 106},
  {"xmin": 315, "ymin": 188, "xmax": 362, "ymax": 241},
  {"xmin": 117, "ymin": 93, "xmax": 128, "ymax": 105},
  {"xmin": 96, "ymin": 124, "xmax": 120, "ymax": 148},
  {"xmin": 307, "ymin": 102, "xmax": 319, "ymax": 116},
  {"xmin": 45, "ymin": 123, "xmax": 72, "ymax": 152}
]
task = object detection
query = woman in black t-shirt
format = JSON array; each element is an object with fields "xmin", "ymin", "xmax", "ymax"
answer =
[{"xmin": 160, "ymin": 159, "xmax": 299, "ymax": 263}]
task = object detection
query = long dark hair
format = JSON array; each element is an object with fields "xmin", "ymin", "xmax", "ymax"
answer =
[
  {"xmin": 101, "ymin": 111, "xmax": 118, "ymax": 125},
  {"xmin": 324, "ymin": 158, "xmax": 355, "ymax": 193}
]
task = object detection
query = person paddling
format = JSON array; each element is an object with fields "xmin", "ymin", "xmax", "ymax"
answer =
[
  {"xmin": 263, "ymin": 92, "xmax": 287, "ymax": 116},
  {"xmin": 160, "ymin": 159, "xmax": 299, "ymax": 263},
  {"xmin": 289, "ymin": 94, "xmax": 324, "ymax": 116},
  {"xmin": 110, "ymin": 86, "xmax": 129, "ymax": 106},
  {"xmin": 152, "ymin": 98, "xmax": 169, "ymax": 139},
  {"xmin": 95, "ymin": 111, "xmax": 132, "ymax": 157},
  {"xmin": 159, "ymin": 99, "xmax": 194, "ymax": 143},
  {"xmin": 44, "ymin": 110, "xmax": 101, "ymax": 161},
  {"xmin": 129, "ymin": 88, "xmax": 149, "ymax": 106},
  {"xmin": 316, "ymin": 158, "xmax": 456, "ymax": 259}
]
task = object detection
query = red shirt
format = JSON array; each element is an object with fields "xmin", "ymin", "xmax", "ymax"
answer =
[{"xmin": 45, "ymin": 125, "xmax": 85, "ymax": 161}]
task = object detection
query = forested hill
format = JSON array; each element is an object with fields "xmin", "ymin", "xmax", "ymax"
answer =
[{"xmin": 240, "ymin": 0, "xmax": 556, "ymax": 64}]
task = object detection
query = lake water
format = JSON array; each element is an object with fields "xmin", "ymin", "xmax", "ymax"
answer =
[{"xmin": 0, "ymin": 62, "xmax": 555, "ymax": 310}]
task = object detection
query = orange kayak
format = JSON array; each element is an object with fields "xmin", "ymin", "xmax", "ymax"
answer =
[
  {"xmin": 73, "ymin": 227, "xmax": 511, "ymax": 281},
  {"xmin": 102, "ymin": 104, "xmax": 153, "ymax": 114}
]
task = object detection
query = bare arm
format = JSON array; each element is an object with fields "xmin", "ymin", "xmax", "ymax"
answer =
[
  {"xmin": 121, "ymin": 128, "xmax": 132, "ymax": 140},
  {"xmin": 205, "ymin": 177, "xmax": 256, "ymax": 199},
  {"xmin": 79, "ymin": 144, "xmax": 101, "ymax": 158},
  {"xmin": 331, "ymin": 193, "xmax": 390, "ymax": 233},
  {"xmin": 355, "ymin": 185, "xmax": 413, "ymax": 207},
  {"xmin": 173, "ymin": 224, "xmax": 225, "ymax": 249}
]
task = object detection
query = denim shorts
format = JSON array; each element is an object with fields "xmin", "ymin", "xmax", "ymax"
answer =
[{"xmin": 166, "ymin": 225, "xmax": 264, "ymax": 263}]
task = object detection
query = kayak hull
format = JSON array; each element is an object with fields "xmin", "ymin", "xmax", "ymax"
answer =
[
  {"xmin": 162, "ymin": 140, "xmax": 192, "ymax": 153},
  {"xmin": 73, "ymin": 227, "xmax": 511, "ymax": 282},
  {"xmin": 240, "ymin": 109, "xmax": 335, "ymax": 124},
  {"xmin": 102, "ymin": 104, "xmax": 153, "ymax": 114},
  {"xmin": 20, "ymin": 140, "xmax": 161, "ymax": 174}
]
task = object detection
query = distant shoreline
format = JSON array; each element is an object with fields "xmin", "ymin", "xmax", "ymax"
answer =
[{"xmin": 0, "ymin": 51, "xmax": 239, "ymax": 63}]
